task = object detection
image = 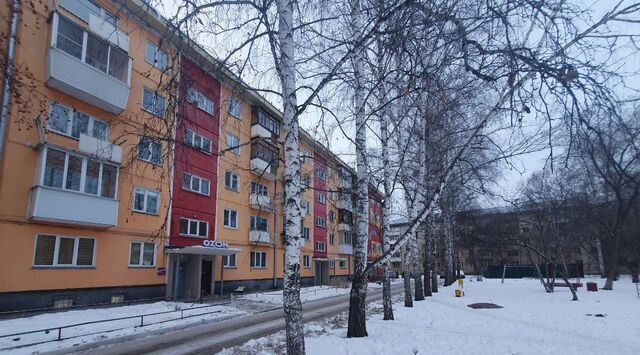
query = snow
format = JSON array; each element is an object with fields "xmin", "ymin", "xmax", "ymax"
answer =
[
  {"xmin": 0, "ymin": 301, "xmax": 245, "ymax": 354},
  {"xmin": 221, "ymin": 277, "xmax": 640, "ymax": 355},
  {"xmin": 242, "ymin": 284, "xmax": 383, "ymax": 305}
]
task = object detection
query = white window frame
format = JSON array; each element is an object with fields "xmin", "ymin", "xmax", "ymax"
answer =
[
  {"xmin": 40, "ymin": 146, "xmax": 119, "ymax": 199},
  {"xmin": 132, "ymin": 187, "xmax": 159, "ymax": 215},
  {"xmin": 187, "ymin": 88, "xmax": 215, "ymax": 115},
  {"xmin": 179, "ymin": 217, "xmax": 209, "ymax": 238},
  {"xmin": 315, "ymin": 241, "xmax": 325, "ymax": 252},
  {"xmin": 128, "ymin": 241, "xmax": 156, "ymax": 267},
  {"xmin": 301, "ymin": 199, "xmax": 310, "ymax": 215},
  {"xmin": 303, "ymin": 254, "xmax": 311, "ymax": 268},
  {"xmin": 315, "ymin": 169, "xmax": 325, "ymax": 181},
  {"xmin": 137, "ymin": 136, "xmax": 162, "ymax": 165},
  {"xmin": 32, "ymin": 234, "xmax": 96, "ymax": 268},
  {"xmin": 225, "ymin": 171, "xmax": 239, "ymax": 192},
  {"xmin": 145, "ymin": 40, "xmax": 168, "ymax": 70},
  {"xmin": 316, "ymin": 216, "xmax": 326, "ymax": 228},
  {"xmin": 227, "ymin": 98, "xmax": 242, "ymax": 118},
  {"xmin": 142, "ymin": 87, "xmax": 166, "ymax": 118},
  {"xmin": 250, "ymin": 251, "xmax": 267, "ymax": 268},
  {"xmin": 339, "ymin": 259, "xmax": 347, "ymax": 269},
  {"xmin": 250, "ymin": 215, "xmax": 269, "ymax": 232},
  {"xmin": 223, "ymin": 254, "xmax": 237, "ymax": 268},
  {"xmin": 223, "ymin": 208, "xmax": 238, "ymax": 229},
  {"xmin": 184, "ymin": 129, "xmax": 212, "ymax": 154},
  {"xmin": 302, "ymin": 226, "xmax": 310, "ymax": 241},
  {"xmin": 316, "ymin": 192, "xmax": 325, "ymax": 204},
  {"xmin": 182, "ymin": 172, "xmax": 210, "ymax": 196},
  {"xmin": 329, "ymin": 233, "xmax": 335, "ymax": 245},
  {"xmin": 47, "ymin": 102, "xmax": 109, "ymax": 141},
  {"xmin": 60, "ymin": 0, "xmax": 118, "ymax": 26},
  {"xmin": 251, "ymin": 182, "xmax": 268, "ymax": 196},
  {"xmin": 226, "ymin": 133, "xmax": 241, "ymax": 155}
]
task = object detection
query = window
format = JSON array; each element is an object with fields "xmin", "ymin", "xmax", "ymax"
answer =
[
  {"xmin": 328, "ymin": 210, "xmax": 335, "ymax": 222},
  {"xmin": 329, "ymin": 233, "xmax": 335, "ymax": 245},
  {"xmin": 339, "ymin": 259, "xmax": 347, "ymax": 269},
  {"xmin": 301, "ymin": 150, "xmax": 312, "ymax": 163},
  {"xmin": 315, "ymin": 241, "xmax": 325, "ymax": 251},
  {"xmin": 303, "ymin": 255, "xmax": 310, "ymax": 268},
  {"xmin": 301, "ymin": 200, "xmax": 311, "ymax": 215},
  {"xmin": 316, "ymin": 192, "xmax": 325, "ymax": 204},
  {"xmin": 250, "ymin": 215, "xmax": 268, "ymax": 232},
  {"xmin": 328, "ymin": 191, "xmax": 335, "ymax": 200},
  {"xmin": 179, "ymin": 217, "xmax": 208, "ymax": 237},
  {"xmin": 302, "ymin": 227, "xmax": 310, "ymax": 241},
  {"xmin": 33, "ymin": 235, "xmax": 95, "ymax": 267},
  {"xmin": 521, "ymin": 227, "xmax": 530, "ymax": 233},
  {"xmin": 55, "ymin": 16, "xmax": 128, "ymax": 82},
  {"xmin": 226, "ymin": 133, "xmax": 241, "ymax": 155},
  {"xmin": 256, "ymin": 110, "xmax": 280, "ymax": 135},
  {"xmin": 341, "ymin": 232, "xmax": 352, "ymax": 245},
  {"xmin": 225, "ymin": 171, "xmax": 239, "ymax": 191},
  {"xmin": 129, "ymin": 242, "xmax": 155, "ymax": 266},
  {"xmin": 48, "ymin": 102, "xmax": 108, "ymax": 140},
  {"xmin": 133, "ymin": 188, "xmax": 159, "ymax": 214},
  {"xmin": 315, "ymin": 169, "xmax": 325, "ymax": 180},
  {"xmin": 142, "ymin": 88, "xmax": 166, "ymax": 118},
  {"xmin": 330, "ymin": 260, "xmax": 335, "ymax": 268},
  {"xmin": 223, "ymin": 254, "xmax": 236, "ymax": 268},
  {"xmin": 223, "ymin": 209, "xmax": 238, "ymax": 228},
  {"xmin": 250, "ymin": 251, "xmax": 267, "ymax": 268},
  {"xmin": 187, "ymin": 88, "xmax": 215, "ymax": 115},
  {"xmin": 184, "ymin": 130, "xmax": 212, "ymax": 153},
  {"xmin": 316, "ymin": 216, "xmax": 326, "ymax": 228},
  {"xmin": 137, "ymin": 136, "xmax": 162, "ymax": 164},
  {"xmin": 42, "ymin": 147, "xmax": 118, "ymax": 198},
  {"xmin": 60, "ymin": 0, "xmax": 117, "ymax": 26},
  {"xmin": 302, "ymin": 174, "xmax": 311, "ymax": 187},
  {"xmin": 145, "ymin": 41, "xmax": 168, "ymax": 70},
  {"xmin": 228, "ymin": 98, "xmax": 242, "ymax": 118},
  {"xmin": 182, "ymin": 173, "xmax": 210, "ymax": 196},
  {"xmin": 251, "ymin": 182, "xmax": 268, "ymax": 196}
]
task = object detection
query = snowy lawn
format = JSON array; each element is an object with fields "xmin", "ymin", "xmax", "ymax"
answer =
[
  {"xmin": 222, "ymin": 277, "xmax": 640, "ymax": 355},
  {"xmin": 0, "ymin": 301, "xmax": 245, "ymax": 354},
  {"xmin": 242, "ymin": 281, "xmax": 401, "ymax": 305}
]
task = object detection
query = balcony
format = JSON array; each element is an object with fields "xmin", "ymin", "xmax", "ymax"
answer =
[
  {"xmin": 338, "ymin": 223, "xmax": 352, "ymax": 232},
  {"xmin": 249, "ymin": 230, "xmax": 272, "ymax": 243},
  {"xmin": 88, "ymin": 13, "xmax": 129, "ymax": 52},
  {"xmin": 251, "ymin": 124, "xmax": 272, "ymax": 139},
  {"xmin": 251, "ymin": 158, "xmax": 276, "ymax": 180},
  {"xmin": 249, "ymin": 193, "xmax": 271, "ymax": 210},
  {"xmin": 46, "ymin": 46, "xmax": 129, "ymax": 115},
  {"xmin": 28, "ymin": 186, "xmax": 118, "ymax": 227},
  {"xmin": 79, "ymin": 134, "xmax": 122, "ymax": 163},
  {"xmin": 336, "ymin": 199, "xmax": 353, "ymax": 211},
  {"xmin": 338, "ymin": 244, "xmax": 353, "ymax": 254}
]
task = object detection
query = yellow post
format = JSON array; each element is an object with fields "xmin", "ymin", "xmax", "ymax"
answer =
[{"xmin": 457, "ymin": 278, "xmax": 464, "ymax": 289}]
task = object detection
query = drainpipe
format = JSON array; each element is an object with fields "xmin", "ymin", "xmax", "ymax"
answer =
[{"xmin": 0, "ymin": 0, "xmax": 21, "ymax": 162}]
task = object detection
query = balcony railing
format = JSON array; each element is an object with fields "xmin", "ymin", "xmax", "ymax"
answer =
[
  {"xmin": 251, "ymin": 124, "xmax": 272, "ymax": 139},
  {"xmin": 249, "ymin": 193, "xmax": 271, "ymax": 210},
  {"xmin": 338, "ymin": 223, "xmax": 352, "ymax": 232},
  {"xmin": 250, "ymin": 158, "xmax": 276, "ymax": 180},
  {"xmin": 78, "ymin": 134, "xmax": 122, "ymax": 163},
  {"xmin": 336, "ymin": 199, "xmax": 353, "ymax": 211},
  {"xmin": 28, "ymin": 186, "xmax": 118, "ymax": 227},
  {"xmin": 338, "ymin": 244, "xmax": 353, "ymax": 255},
  {"xmin": 249, "ymin": 230, "xmax": 272, "ymax": 243}
]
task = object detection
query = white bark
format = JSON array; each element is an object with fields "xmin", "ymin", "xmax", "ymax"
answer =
[{"xmin": 277, "ymin": 0, "xmax": 305, "ymax": 352}]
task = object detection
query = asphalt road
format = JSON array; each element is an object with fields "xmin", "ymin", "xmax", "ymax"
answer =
[{"xmin": 63, "ymin": 284, "xmax": 403, "ymax": 355}]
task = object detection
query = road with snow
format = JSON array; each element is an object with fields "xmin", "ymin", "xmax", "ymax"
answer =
[{"xmin": 59, "ymin": 284, "xmax": 403, "ymax": 355}]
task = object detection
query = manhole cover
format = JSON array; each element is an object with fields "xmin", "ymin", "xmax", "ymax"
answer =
[{"xmin": 467, "ymin": 303, "xmax": 503, "ymax": 309}]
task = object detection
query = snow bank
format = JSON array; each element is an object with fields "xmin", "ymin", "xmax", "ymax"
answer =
[{"xmin": 243, "ymin": 282, "xmax": 388, "ymax": 305}]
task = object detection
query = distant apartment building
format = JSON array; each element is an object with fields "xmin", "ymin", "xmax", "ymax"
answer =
[{"xmin": 0, "ymin": 0, "xmax": 384, "ymax": 312}]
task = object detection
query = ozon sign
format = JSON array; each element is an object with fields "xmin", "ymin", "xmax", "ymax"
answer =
[{"xmin": 202, "ymin": 240, "xmax": 229, "ymax": 249}]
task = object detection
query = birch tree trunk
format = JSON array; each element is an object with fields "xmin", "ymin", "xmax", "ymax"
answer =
[
  {"xmin": 423, "ymin": 228, "xmax": 433, "ymax": 297},
  {"xmin": 403, "ymin": 196, "xmax": 415, "ymax": 307},
  {"xmin": 431, "ymin": 235, "xmax": 439, "ymax": 293},
  {"xmin": 347, "ymin": 0, "xmax": 370, "ymax": 338},
  {"xmin": 277, "ymin": 0, "xmax": 305, "ymax": 352},
  {"xmin": 379, "ymin": 85, "xmax": 394, "ymax": 320},
  {"xmin": 443, "ymin": 209, "xmax": 455, "ymax": 286}
]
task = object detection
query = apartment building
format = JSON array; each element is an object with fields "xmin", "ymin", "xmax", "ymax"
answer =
[
  {"xmin": 0, "ymin": 0, "xmax": 385, "ymax": 311},
  {"xmin": 0, "ymin": 0, "xmax": 172, "ymax": 311}
]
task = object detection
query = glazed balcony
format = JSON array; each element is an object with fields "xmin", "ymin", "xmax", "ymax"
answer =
[{"xmin": 29, "ymin": 186, "xmax": 118, "ymax": 227}]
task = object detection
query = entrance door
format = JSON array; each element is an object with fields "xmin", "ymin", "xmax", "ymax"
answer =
[
  {"xmin": 201, "ymin": 260, "xmax": 213, "ymax": 298},
  {"xmin": 314, "ymin": 261, "xmax": 323, "ymax": 286}
]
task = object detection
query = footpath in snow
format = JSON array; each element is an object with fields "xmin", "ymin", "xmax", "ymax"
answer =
[{"xmin": 222, "ymin": 277, "xmax": 640, "ymax": 355}]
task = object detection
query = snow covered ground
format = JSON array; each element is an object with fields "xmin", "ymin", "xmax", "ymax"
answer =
[
  {"xmin": 242, "ymin": 282, "xmax": 390, "ymax": 305},
  {"xmin": 221, "ymin": 277, "xmax": 640, "ymax": 355},
  {"xmin": 0, "ymin": 301, "xmax": 244, "ymax": 354}
]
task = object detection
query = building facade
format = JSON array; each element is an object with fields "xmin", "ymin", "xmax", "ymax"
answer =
[{"xmin": 0, "ymin": 0, "xmax": 384, "ymax": 312}]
